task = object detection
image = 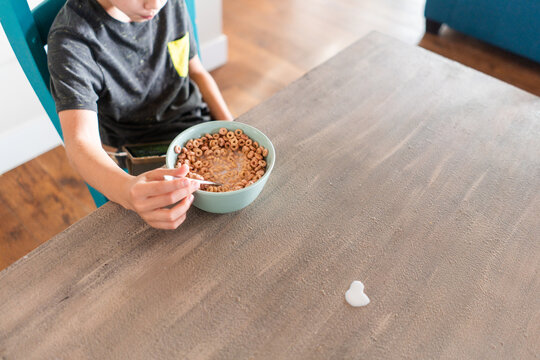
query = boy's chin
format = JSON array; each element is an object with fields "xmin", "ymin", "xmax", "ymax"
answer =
[
  {"xmin": 132, "ymin": 15, "xmax": 155, "ymax": 22},
  {"xmin": 129, "ymin": 15, "xmax": 155, "ymax": 22}
]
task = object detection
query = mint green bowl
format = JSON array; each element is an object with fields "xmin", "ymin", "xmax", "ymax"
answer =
[{"xmin": 166, "ymin": 121, "xmax": 276, "ymax": 214}]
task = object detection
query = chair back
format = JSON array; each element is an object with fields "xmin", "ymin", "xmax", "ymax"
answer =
[
  {"xmin": 32, "ymin": 0, "xmax": 66, "ymax": 45},
  {"xmin": 0, "ymin": 0, "xmax": 199, "ymax": 208},
  {"xmin": 0, "ymin": 0, "xmax": 64, "ymax": 138}
]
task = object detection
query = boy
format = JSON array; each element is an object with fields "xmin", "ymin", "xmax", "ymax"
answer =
[{"xmin": 47, "ymin": 0, "xmax": 233, "ymax": 229}]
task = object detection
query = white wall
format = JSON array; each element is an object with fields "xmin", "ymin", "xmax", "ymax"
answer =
[
  {"xmin": 0, "ymin": 0, "xmax": 60, "ymax": 174},
  {"xmin": 0, "ymin": 0, "xmax": 227, "ymax": 174},
  {"xmin": 196, "ymin": 0, "xmax": 228, "ymax": 71}
]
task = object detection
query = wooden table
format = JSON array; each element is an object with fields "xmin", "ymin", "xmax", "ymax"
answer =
[{"xmin": 1, "ymin": 32, "xmax": 539, "ymax": 359}]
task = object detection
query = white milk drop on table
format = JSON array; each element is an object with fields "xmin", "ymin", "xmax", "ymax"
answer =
[{"xmin": 345, "ymin": 280, "xmax": 370, "ymax": 307}]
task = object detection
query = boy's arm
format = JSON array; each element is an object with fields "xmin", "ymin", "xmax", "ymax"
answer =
[
  {"xmin": 189, "ymin": 55, "xmax": 234, "ymax": 121},
  {"xmin": 59, "ymin": 109, "xmax": 200, "ymax": 229}
]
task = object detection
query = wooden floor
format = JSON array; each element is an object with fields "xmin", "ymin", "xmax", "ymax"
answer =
[{"xmin": 1, "ymin": 0, "xmax": 539, "ymax": 271}]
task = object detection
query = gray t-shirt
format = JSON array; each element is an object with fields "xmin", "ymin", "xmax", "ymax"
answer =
[{"xmin": 48, "ymin": 0, "xmax": 211, "ymax": 147}]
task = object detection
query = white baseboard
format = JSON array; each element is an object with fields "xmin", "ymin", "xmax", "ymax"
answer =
[
  {"xmin": 0, "ymin": 117, "xmax": 62, "ymax": 175},
  {"xmin": 200, "ymin": 34, "xmax": 228, "ymax": 71}
]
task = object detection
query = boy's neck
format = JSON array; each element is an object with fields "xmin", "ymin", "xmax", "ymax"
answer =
[{"xmin": 96, "ymin": 0, "xmax": 132, "ymax": 23}]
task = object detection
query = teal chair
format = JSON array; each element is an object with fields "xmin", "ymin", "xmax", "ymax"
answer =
[
  {"xmin": 0, "ymin": 0, "xmax": 200, "ymax": 207},
  {"xmin": 425, "ymin": 0, "xmax": 540, "ymax": 63}
]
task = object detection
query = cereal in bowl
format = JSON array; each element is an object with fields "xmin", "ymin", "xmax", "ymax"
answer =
[{"xmin": 174, "ymin": 128, "xmax": 268, "ymax": 192}]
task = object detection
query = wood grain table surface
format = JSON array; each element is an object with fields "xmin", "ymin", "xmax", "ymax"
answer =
[{"xmin": 1, "ymin": 32, "xmax": 539, "ymax": 360}]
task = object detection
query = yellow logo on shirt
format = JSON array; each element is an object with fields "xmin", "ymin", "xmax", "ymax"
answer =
[{"xmin": 167, "ymin": 33, "xmax": 190, "ymax": 77}]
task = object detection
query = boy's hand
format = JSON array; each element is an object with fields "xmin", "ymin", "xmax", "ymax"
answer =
[{"xmin": 125, "ymin": 165, "xmax": 200, "ymax": 229}]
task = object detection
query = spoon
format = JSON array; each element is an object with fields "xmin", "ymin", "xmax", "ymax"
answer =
[{"xmin": 163, "ymin": 175, "xmax": 222, "ymax": 186}]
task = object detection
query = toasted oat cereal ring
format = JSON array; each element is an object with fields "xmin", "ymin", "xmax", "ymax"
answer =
[
  {"xmin": 235, "ymin": 129, "xmax": 243, "ymax": 137},
  {"xmin": 226, "ymin": 131, "xmax": 235, "ymax": 140},
  {"xmin": 262, "ymin": 148, "xmax": 268, "ymax": 157},
  {"xmin": 250, "ymin": 159, "xmax": 258, "ymax": 168},
  {"xmin": 174, "ymin": 145, "xmax": 181, "ymax": 154},
  {"xmin": 219, "ymin": 127, "xmax": 228, "ymax": 135},
  {"xmin": 195, "ymin": 148, "xmax": 203, "ymax": 157},
  {"xmin": 231, "ymin": 143, "xmax": 239, "ymax": 151},
  {"xmin": 245, "ymin": 139, "xmax": 253, "ymax": 146}
]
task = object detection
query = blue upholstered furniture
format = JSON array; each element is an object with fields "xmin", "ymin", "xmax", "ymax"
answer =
[
  {"xmin": 425, "ymin": 0, "xmax": 540, "ymax": 64},
  {"xmin": 0, "ymin": 0, "xmax": 199, "ymax": 208}
]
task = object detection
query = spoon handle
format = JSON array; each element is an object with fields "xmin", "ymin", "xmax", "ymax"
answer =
[{"xmin": 164, "ymin": 175, "xmax": 222, "ymax": 186}]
